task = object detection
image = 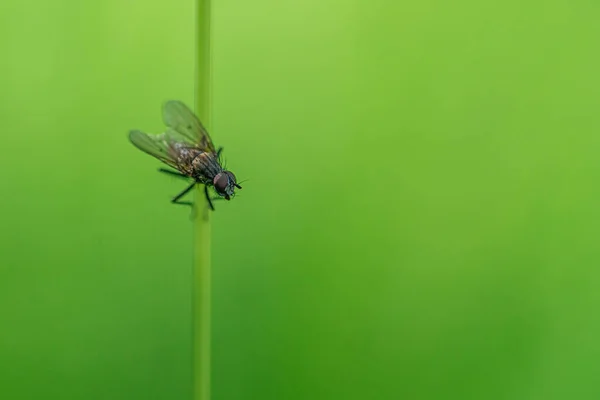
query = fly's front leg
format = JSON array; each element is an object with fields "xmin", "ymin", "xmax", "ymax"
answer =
[
  {"xmin": 216, "ymin": 147, "xmax": 224, "ymax": 159},
  {"xmin": 204, "ymin": 185, "xmax": 215, "ymax": 211}
]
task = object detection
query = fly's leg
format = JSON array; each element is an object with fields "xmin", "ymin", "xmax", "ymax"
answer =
[
  {"xmin": 204, "ymin": 185, "xmax": 215, "ymax": 211},
  {"xmin": 172, "ymin": 182, "xmax": 196, "ymax": 206},
  {"xmin": 159, "ymin": 168, "xmax": 189, "ymax": 179},
  {"xmin": 166, "ymin": 178, "xmax": 216, "ymax": 212},
  {"xmin": 216, "ymin": 147, "xmax": 223, "ymax": 159}
]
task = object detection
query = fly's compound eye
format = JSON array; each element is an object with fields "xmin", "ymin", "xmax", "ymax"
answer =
[{"xmin": 214, "ymin": 173, "xmax": 229, "ymax": 195}]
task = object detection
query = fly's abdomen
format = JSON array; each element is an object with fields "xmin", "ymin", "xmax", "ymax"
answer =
[{"xmin": 169, "ymin": 145, "xmax": 201, "ymax": 177}]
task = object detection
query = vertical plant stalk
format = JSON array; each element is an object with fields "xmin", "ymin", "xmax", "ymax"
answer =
[{"xmin": 193, "ymin": 0, "xmax": 211, "ymax": 399}]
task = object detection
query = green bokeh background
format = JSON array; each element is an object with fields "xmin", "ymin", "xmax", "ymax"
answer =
[{"xmin": 2, "ymin": 0, "xmax": 600, "ymax": 399}]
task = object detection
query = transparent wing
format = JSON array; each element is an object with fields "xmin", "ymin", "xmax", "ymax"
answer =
[
  {"xmin": 129, "ymin": 129, "xmax": 179, "ymax": 169},
  {"xmin": 162, "ymin": 100, "xmax": 217, "ymax": 154}
]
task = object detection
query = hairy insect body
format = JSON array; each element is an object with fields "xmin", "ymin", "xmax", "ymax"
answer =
[
  {"xmin": 170, "ymin": 143, "xmax": 220, "ymax": 184},
  {"xmin": 129, "ymin": 100, "xmax": 241, "ymax": 210},
  {"xmin": 190, "ymin": 152, "xmax": 221, "ymax": 182}
]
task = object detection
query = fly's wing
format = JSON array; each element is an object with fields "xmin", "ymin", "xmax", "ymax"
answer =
[
  {"xmin": 129, "ymin": 130, "xmax": 180, "ymax": 169},
  {"xmin": 162, "ymin": 100, "xmax": 217, "ymax": 154}
]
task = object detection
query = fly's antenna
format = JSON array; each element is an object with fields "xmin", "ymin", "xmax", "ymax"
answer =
[{"xmin": 235, "ymin": 178, "xmax": 249, "ymax": 189}]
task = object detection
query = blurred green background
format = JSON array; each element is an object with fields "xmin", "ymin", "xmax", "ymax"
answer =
[{"xmin": 2, "ymin": 0, "xmax": 600, "ymax": 399}]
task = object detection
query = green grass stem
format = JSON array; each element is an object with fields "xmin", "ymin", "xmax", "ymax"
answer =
[{"xmin": 193, "ymin": 0, "xmax": 212, "ymax": 399}]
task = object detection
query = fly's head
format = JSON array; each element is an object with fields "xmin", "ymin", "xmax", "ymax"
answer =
[{"xmin": 213, "ymin": 170, "xmax": 242, "ymax": 200}]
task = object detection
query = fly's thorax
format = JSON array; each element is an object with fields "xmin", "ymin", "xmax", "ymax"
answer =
[{"xmin": 190, "ymin": 151, "xmax": 222, "ymax": 181}]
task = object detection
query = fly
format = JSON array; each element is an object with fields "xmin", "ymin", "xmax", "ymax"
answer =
[{"xmin": 129, "ymin": 100, "xmax": 241, "ymax": 210}]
